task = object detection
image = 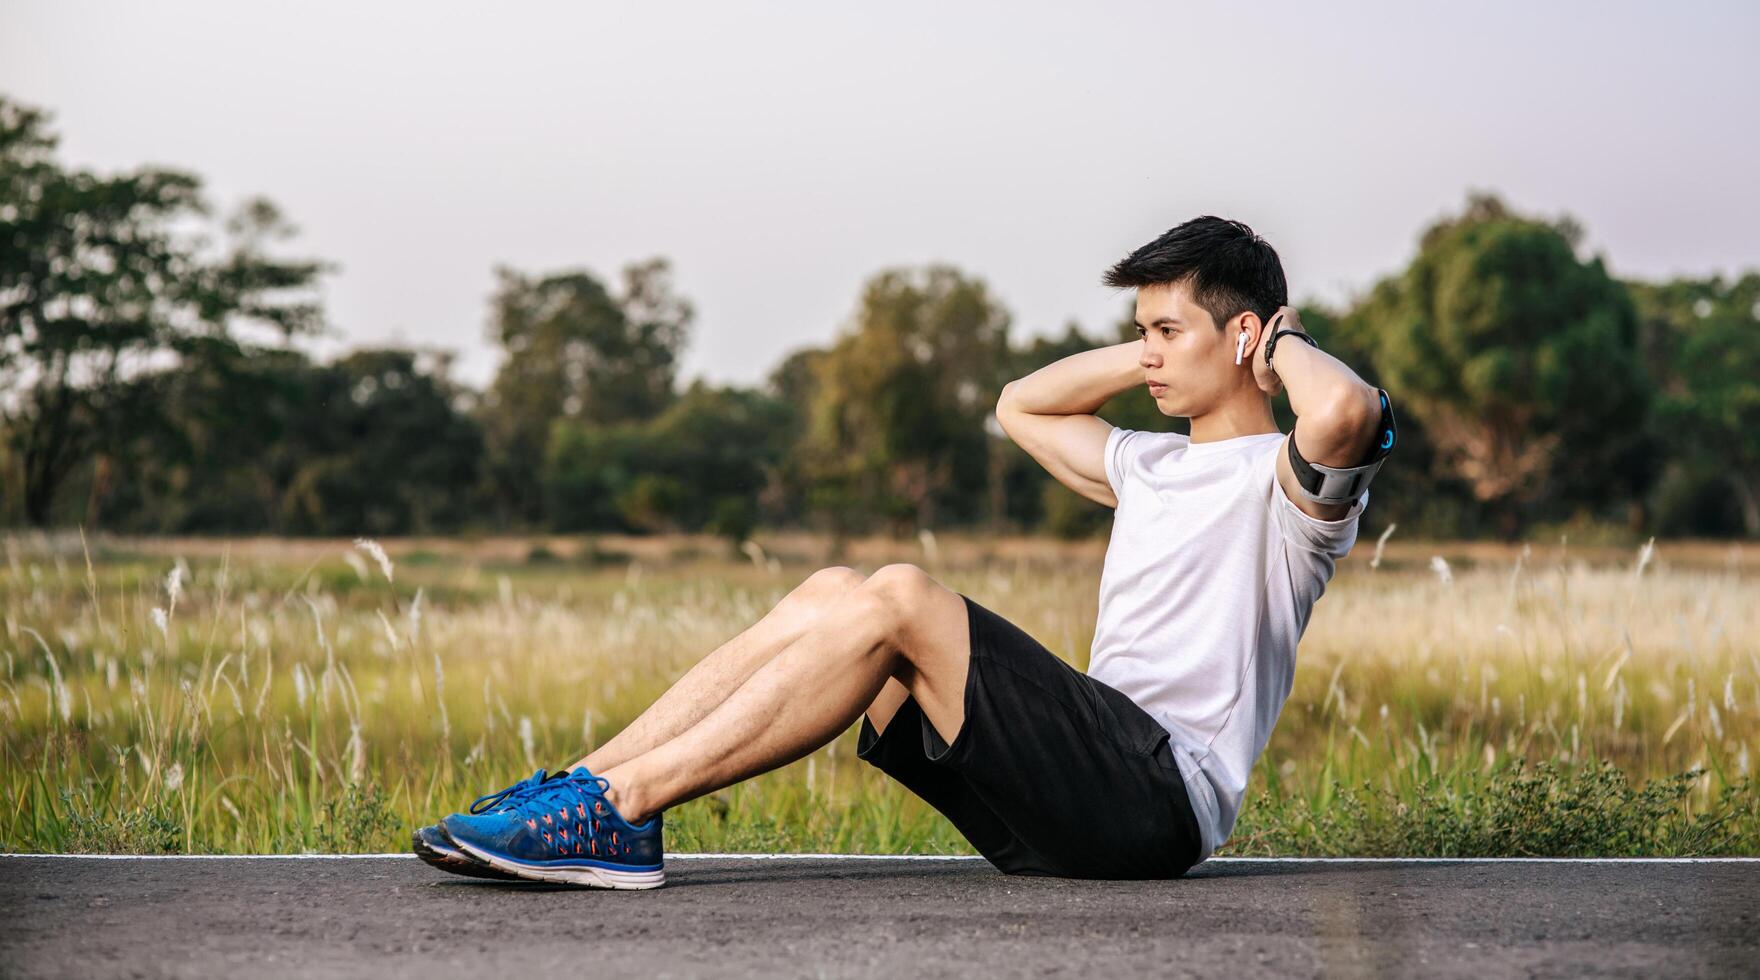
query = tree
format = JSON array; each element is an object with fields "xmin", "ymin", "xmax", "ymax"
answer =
[
  {"xmin": 758, "ymin": 346, "xmax": 831, "ymax": 524},
  {"xmin": 800, "ymin": 265, "xmax": 1011, "ymax": 536},
  {"xmin": 0, "ymin": 96, "xmax": 326, "ymax": 526},
  {"xmin": 1630, "ymin": 273, "xmax": 1760, "ymax": 536},
  {"xmin": 278, "ymin": 349, "xmax": 486, "ymax": 535},
  {"xmin": 95, "ymin": 340, "xmax": 317, "ymax": 532},
  {"xmin": 93, "ymin": 345, "xmax": 485, "ymax": 535},
  {"xmin": 1347, "ymin": 193, "xmax": 1652, "ymax": 537},
  {"xmin": 544, "ymin": 381, "xmax": 792, "ymax": 540},
  {"xmin": 479, "ymin": 259, "xmax": 693, "ymax": 524}
]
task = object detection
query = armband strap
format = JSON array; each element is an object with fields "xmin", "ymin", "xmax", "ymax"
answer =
[{"xmin": 1288, "ymin": 388, "xmax": 1397, "ymax": 506}]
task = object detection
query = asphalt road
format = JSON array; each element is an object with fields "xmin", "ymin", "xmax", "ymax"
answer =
[{"xmin": 2, "ymin": 855, "xmax": 1755, "ymax": 978}]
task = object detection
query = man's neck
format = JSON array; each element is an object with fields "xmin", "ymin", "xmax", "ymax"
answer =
[{"xmin": 1187, "ymin": 392, "xmax": 1277, "ymax": 444}]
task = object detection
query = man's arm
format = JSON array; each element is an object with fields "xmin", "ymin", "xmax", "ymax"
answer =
[
  {"xmin": 1251, "ymin": 306, "xmax": 1385, "ymax": 522},
  {"xmin": 995, "ymin": 341, "xmax": 1142, "ymax": 509}
]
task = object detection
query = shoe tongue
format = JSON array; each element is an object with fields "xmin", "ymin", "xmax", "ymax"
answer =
[
  {"xmin": 490, "ymin": 769, "xmax": 556, "ymax": 811},
  {"xmin": 517, "ymin": 767, "xmax": 582, "ymax": 806},
  {"xmin": 564, "ymin": 769, "xmax": 607, "ymax": 793}
]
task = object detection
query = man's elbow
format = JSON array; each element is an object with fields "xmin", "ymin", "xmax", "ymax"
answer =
[
  {"xmin": 996, "ymin": 380, "xmax": 1022, "ymax": 420},
  {"xmin": 1333, "ymin": 384, "xmax": 1382, "ymax": 428},
  {"xmin": 991, "ymin": 384, "xmax": 1011, "ymax": 437},
  {"xmin": 1316, "ymin": 384, "xmax": 1383, "ymax": 463}
]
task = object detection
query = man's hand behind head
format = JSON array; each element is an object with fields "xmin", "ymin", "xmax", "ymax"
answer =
[{"xmin": 1251, "ymin": 306, "xmax": 1304, "ymax": 397}]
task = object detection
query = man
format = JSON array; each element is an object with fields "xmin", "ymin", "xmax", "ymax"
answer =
[{"xmin": 414, "ymin": 215, "xmax": 1392, "ymax": 887}]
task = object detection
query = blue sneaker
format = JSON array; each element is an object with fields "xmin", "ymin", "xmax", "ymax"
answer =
[{"xmin": 442, "ymin": 769, "xmax": 664, "ymax": 889}]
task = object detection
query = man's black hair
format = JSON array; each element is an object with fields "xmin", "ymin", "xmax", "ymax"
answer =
[{"xmin": 1102, "ymin": 216, "xmax": 1288, "ymax": 331}]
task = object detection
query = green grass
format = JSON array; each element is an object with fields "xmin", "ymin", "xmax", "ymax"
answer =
[{"xmin": 1, "ymin": 533, "xmax": 1754, "ymax": 855}]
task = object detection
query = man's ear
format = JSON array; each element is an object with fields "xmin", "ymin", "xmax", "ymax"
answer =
[{"xmin": 1235, "ymin": 310, "xmax": 1264, "ymax": 344}]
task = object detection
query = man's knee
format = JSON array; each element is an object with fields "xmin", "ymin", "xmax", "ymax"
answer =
[
  {"xmin": 795, "ymin": 563, "xmax": 954, "ymax": 656},
  {"xmin": 855, "ymin": 563, "xmax": 946, "ymax": 637},
  {"xmin": 855, "ymin": 565, "xmax": 970, "ymax": 737},
  {"xmin": 865, "ymin": 562, "xmax": 936, "ymax": 598},
  {"xmin": 788, "ymin": 565, "xmax": 866, "ymax": 611}
]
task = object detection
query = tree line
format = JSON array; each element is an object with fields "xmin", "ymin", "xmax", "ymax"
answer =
[{"xmin": 3, "ymin": 95, "xmax": 1755, "ymax": 542}]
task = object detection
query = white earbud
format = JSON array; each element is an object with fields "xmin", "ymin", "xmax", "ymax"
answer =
[{"xmin": 1234, "ymin": 330, "xmax": 1249, "ymax": 365}]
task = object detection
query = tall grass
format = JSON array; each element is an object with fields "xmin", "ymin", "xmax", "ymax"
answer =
[{"xmin": 0, "ymin": 532, "xmax": 1753, "ymax": 855}]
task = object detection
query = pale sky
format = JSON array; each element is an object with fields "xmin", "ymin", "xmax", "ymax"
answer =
[{"xmin": 4, "ymin": 0, "xmax": 1757, "ymax": 388}]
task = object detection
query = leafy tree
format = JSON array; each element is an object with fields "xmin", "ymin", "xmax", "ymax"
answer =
[
  {"xmin": 480, "ymin": 259, "xmax": 692, "ymax": 524},
  {"xmin": 545, "ymin": 381, "xmax": 792, "ymax": 540},
  {"xmin": 96, "ymin": 346, "xmax": 484, "ymax": 535},
  {"xmin": 768, "ymin": 346, "xmax": 828, "ymax": 409},
  {"xmin": 95, "ymin": 341, "xmax": 319, "ymax": 532},
  {"xmin": 800, "ymin": 265, "xmax": 1011, "ymax": 537},
  {"xmin": 760, "ymin": 345, "xmax": 831, "ymax": 523},
  {"xmin": 277, "ymin": 349, "xmax": 486, "ymax": 535},
  {"xmin": 0, "ymin": 96, "xmax": 326, "ymax": 526},
  {"xmin": 1347, "ymin": 193, "xmax": 1652, "ymax": 537},
  {"xmin": 1630, "ymin": 273, "xmax": 1760, "ymax": 536}
]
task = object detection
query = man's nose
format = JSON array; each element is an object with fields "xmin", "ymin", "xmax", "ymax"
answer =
[{"xmin": 1139, "ymin": 348, "xmax": 1161, "ymax": 369}]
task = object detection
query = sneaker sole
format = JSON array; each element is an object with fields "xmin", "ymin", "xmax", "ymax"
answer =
[
  {"xmin": 450, "ymin": 838, "xmax": 666, "ymax": 889},
  {"xmin": 412, "ymin": 828, "xmax": 527, "ymax": 882}
]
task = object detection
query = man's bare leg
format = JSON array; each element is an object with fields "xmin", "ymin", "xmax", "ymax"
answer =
[
  {"xmin": 597, "ymin": 563, "xmax": 972, "ymax": 823},
  {"xmin": 571, "ymin": 566, "xmax": 868, "ymax": 773}
]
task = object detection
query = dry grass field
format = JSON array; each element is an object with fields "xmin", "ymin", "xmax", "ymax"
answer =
[{"xmin": 2, "ymin": 530, "xmax": 1754, "ymax": 856}]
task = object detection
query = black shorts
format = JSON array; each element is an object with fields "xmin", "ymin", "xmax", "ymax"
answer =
[{"xmin": 856, "ymin": 593, "xmax": 1203, "ymax": 879}]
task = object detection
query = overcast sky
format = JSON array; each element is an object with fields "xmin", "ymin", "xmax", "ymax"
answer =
[{"xmin": 4, "ymin": 1, "xmax": 1757, "ymax": 388}]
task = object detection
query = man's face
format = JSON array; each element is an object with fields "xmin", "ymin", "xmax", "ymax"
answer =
[{"xmin": 1132, "ymin": 280, "xmax": 1237, "ymax": 417}]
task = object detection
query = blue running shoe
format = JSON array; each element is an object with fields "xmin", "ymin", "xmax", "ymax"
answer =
[{"xmin": 442, "ymin": 769, "xmax": 664, "ymax": 889}]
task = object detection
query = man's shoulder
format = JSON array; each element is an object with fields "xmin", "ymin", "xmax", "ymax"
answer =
[
  {"xmin": 1110, "ymin": 427, "xmax": 1191, "ymax": 461},
  {"xmin": 1107, "ymin": 427, "xmax": 1188, "ymax": 490}
]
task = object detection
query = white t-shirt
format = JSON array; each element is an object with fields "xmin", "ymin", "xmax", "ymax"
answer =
[{"xmin": 1089, "ymin": 426, "xmax": 1368, "ymax": 865}]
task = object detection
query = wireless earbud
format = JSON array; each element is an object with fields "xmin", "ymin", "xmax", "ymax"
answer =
[{"xmin": 1234, "ymin": 330, "xmax": 1249, "ymax": 365}]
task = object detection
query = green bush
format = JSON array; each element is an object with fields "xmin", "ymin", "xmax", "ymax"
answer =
[
  {"xmin": 1231, "ymin": 760, "xmax": 1758, "ymax": 857},
  {"xmin": 55, "ymin": 784, "xmax": 183, "ymax": 855},
  {"xmin": 314, "ymin": 784, "xmax": 399, "ymax": 853}
]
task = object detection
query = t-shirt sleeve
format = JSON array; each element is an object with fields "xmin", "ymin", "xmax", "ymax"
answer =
[
  {"xmin": 1104, "ymin": 425, "xmax": 1142, "ymax": 502},
  {"xmin": 1269, "ymin": 438, "xmax": 1369, "ymax": 558}
]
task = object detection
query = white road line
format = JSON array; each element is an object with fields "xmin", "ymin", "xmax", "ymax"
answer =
[{"xmin": 2, "ymin": 852, "xmax": 1755, "ymax": 863}]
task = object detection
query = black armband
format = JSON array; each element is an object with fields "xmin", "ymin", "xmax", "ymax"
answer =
[{"xmin": 1288, "ymin": 388, "xmax": 1397, "ymax": 505}]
